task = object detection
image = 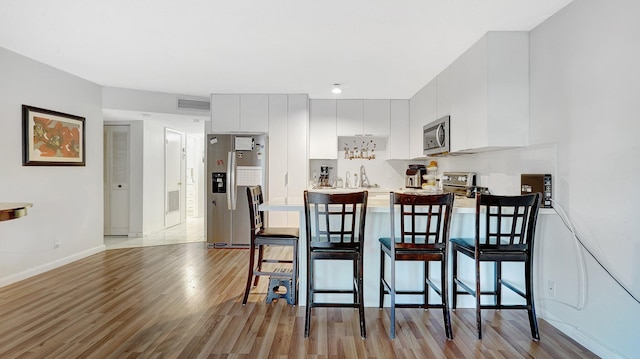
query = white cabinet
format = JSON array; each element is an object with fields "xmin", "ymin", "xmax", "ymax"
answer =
[
  {"xmin": 268, "ymin": 95, "xmax": 288, "ymax": 204},
  {"xmin": 409, "ymin": 80, "xmax": 436, "ymax": 159},
  {"xmin": 210, "ymin": 94, "xmax": 269, "ymax": 133},
  {"xmin": 210, "ymin": 94, "xmax": 240, "ymax": 132},
  {"xmin": 241, "ymin": 95, "xmax": 269, "ymax": 132},
  {"xmin": 309, "ymin": 99, "xmax": 338, "ymax": 159},
  {"xmin": 336, "ymin": 100, "xmax": 390, "ymax": 136},
  {"xmin": 436, "ymin": 65, "xmax": 452, "ymax": 119},
  {"xmin": 388, "ymin": 100, "xmax": 409, "ymax": 159},
  {"xmin": 286, "ymin": 95, "xmax": 308, "ymax": 225},
  {"xmin": 449, "ymin": 32, "xmax": 529, "ymax": 153},
  {"xmin": 268, "ymin": 94, "xmax": 308, "ymax": 226},
  {"xmin": 311, "ymin": 99, "xmax": 392, "ymax": 159},
  {"xmin": 363, "ymin": 100, "xmax": 390, "ymax": 136},
  {"xmin": 450, "ymin": 54, "xmax": 468, "ymax": 152},
  {"xmin": 337, "ymin": 100, "xmax": 363, "ymax": 136}
]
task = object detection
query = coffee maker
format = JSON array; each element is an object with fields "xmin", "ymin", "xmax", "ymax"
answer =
[
  {"xmin": 318, "ymin": 165, "xmax": 332, "ymax": 188},
  {"xmin": 405, "ymin": 164, "xmax": 426, "ymax": 188}
]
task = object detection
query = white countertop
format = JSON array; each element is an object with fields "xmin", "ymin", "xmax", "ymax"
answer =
[
  {"xmin": 261, "ymin": 192, "xmax": 476, "ymax": 213},
  {"xmin": 261, "ymin": 192, "xmax": 553, "ymax": 215}
]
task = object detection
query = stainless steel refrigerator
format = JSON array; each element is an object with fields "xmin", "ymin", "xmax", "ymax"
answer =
[{"xmin": 206, "ymin": 133, "xmax": 268, "ymax": 248}]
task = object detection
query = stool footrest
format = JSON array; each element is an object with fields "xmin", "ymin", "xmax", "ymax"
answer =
[{"xmin": 266, "ymin": 275, "xmax": 294, "ymax": 305}]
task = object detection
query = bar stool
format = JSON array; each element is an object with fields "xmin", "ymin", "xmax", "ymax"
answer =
[
  {"xmin": 303, "ymin": 190, "xmax": 368, "ymax": 339},
  {"xmin": 379, "ymin": 192, "xmax": 454, "ymax": 340},
  {"xmin": 450, "ymin": 193, "xmax": 541, "ymax": 340},
  {"xmin": 242, "ymin": 185, "xmax": 299, "ymax": 305}
]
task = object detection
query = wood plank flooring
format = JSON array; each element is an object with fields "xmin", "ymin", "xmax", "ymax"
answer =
[{"xmin": 0, "ymin": 243, "xmax": 597, "ymax": 358}]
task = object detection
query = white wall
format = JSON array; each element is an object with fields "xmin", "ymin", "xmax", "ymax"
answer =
[
  {"xmin": 527, "ymin": 0, "xmax": 640, "ymax": 357},
  {"xmin": 442, "ymin": 1, "xmax": 640, "ymax": 357},
  {"xmin": 102, "ymin": 87, "xmax": 210, "ymax": 118},
  {"xmin": 0, "ymin": 47, "xmax": 104, "ymax": 286},
  {"xmin": 143, "ymin": 120, "xmax": 175, "ymax": 234}
]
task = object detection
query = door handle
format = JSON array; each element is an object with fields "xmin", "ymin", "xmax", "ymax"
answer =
[{"xmin": 227, "ymin": 151, "xmax": 237, "ymax": 210}]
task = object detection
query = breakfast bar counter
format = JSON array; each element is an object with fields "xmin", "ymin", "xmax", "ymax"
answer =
[{"xmin": 260, "ymin": 192, "xmax": 478, "ymax": 307}]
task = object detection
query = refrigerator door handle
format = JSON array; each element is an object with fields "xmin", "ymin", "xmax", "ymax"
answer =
[{"xmin": 227, "ymin": 151, "xmax": 237, "ymax": 210}]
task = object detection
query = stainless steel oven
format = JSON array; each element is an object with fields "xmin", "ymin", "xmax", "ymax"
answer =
[{"xmin": 423, "ymin": 115, "xmax": 450, "ymax": 156}]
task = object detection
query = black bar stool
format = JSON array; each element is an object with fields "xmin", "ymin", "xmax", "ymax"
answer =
[
  {"xmin": 450, "ymin": 193, "xmax": 541, "ymax": 340},
  {"xmin": 242, "ymin": 185, "xmax": 299, "ymax": 305},
  {"xmin": 379, "ymin": 192, "xmax": 454, "ymax": 340},
  {"xmin": 303, "ymin": 190, "xmax": 368, "ymax": 339}
]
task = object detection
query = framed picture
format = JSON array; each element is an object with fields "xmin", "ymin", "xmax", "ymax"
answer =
[{"xmin": 22, "ymin": 105, "xmax": 85, "ymax": 166}]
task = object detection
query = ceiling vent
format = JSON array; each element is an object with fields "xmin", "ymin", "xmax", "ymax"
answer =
[{"xmin": 177, "ymin": 97, "xmax": 211, "ymax": 111}]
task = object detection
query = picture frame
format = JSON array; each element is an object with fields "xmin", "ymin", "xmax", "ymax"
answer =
[{"xmin": 22, "ymin": 105, "xmax": 85, "ymax": 166}]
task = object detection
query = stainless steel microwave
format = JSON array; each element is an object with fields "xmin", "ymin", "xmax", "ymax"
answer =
[{"xmin": 423, "ymin": 115, "xmax": 450, "ymax": 156}]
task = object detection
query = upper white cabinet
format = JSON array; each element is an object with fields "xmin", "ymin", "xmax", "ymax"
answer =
[
  {"xmin": 449, "ymin": 53, "xmax": 468, "ymax": 152},
  {"xmin": 240, "ymin": 95, "xmax": 269, "ymax": 132},
  {"xmin": 210, "ymin": 94, "xmax": 269, "ymax": 133},
  {"xmin": 337, "ymin": 100, "xmax": 363, "ymax": 136},
  {"xmin": 448, "ymin": 32, "xmax": 529, "ymax": 153},
  {"xmin": 210, "ymin": 94, "xmax": 240, "ymax": 132},
  {"xmin": 336, "ymin": 99, "xmax": 390, "ymax": 136},
  {"xmin": 436, "ymin": 65, "xmax": 452, "ymax": 119},
  {"xmin": 409, "ymin": 80, "xmax": 436, "ymax": 159},
  {"xmin": 388, "ymin": 100, "xmax": 409, "ymax": 159},
  {"xmin": 311, "ymin": 99, "xmax": 392, "ymax": 159},
  {"xmin": 363, "ymin": 100, "xmax": 390, "ymax": 136},
  {"xmin": 309, "ymin": 99, "xmax": 338, "ymax": 159}
]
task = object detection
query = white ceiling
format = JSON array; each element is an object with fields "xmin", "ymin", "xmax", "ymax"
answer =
[{"xmin": 0, "ymin": 0, "xmax": 572, "ymax": 100}]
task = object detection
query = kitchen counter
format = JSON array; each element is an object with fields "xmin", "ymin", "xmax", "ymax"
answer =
[
  {"xmin": 261, "ymin": 192, "xmax": 554, "ymax": 307},
  {"xmin": 260, "ymin": 192, "xmax": 481, "ymax": 307},
  {"xmin": 262, "ymin": 191, "xmax": 477, "ymax": 213}
]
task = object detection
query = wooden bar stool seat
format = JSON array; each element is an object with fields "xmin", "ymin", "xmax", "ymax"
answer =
[
  {"xmin": 451, "ymin": 193, "xmax": 541, "ymax": 340},
  {"xmin": 303, "ymin": 190, "xmax": 368, "ymax": 339},
  {"xmin": 242, "ymin": 186, "xmax": 299, "ymax": 306},
  {"xmin": 379, "ymin": 192, "xmax": 455, "ymax": 340}
]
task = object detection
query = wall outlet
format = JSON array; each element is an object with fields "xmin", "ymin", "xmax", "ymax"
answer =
[
  {"xmin": 547, "ymin": 280, "xmax": 556, "ymax": 298},
  {"xmin": 54, "ymin": 240, "xmax": 62, "ymax": 249}
]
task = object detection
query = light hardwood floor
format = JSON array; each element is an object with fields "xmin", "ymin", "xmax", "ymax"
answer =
[
  {"xmin": 104, "ymin": 216, "xmax": 205, "ymax": 250},
  {"xmin": 0, "ymin": 242, "xmax": 597, "ymax": 358}
]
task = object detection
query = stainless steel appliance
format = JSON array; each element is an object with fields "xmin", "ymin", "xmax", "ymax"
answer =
[
  {"xmin": 423, "ymin": 115, "xmax": 450, "ymax": 156},
  {"xmin": 441, "ymin": 172, "xmax": 477, "ymax": 197},
  {"xmin": 318, "ymin": 165, "xmax": 331, "ymax": 187},
  {"xmin": 405, "ymin": 164, "xmax": 427, "ymax": 188},
  {"xmin": 206, "ymin": 134, "xmax": 267, "ymax": 248}
]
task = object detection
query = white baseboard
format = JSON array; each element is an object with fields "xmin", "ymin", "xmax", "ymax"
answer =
[
  {"xmin": 0, "ymin": 245, "xmax": 105, "ymax": 288},
  {"xmin": 538, "ymin": 307, "xmax": 626, "ymax": 359}
]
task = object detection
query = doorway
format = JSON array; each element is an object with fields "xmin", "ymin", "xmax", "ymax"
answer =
[
  {"xmin": 104, "ymin": 125, "xmax": 130, "ymax": 236},
  {"xmin": 165, "ymin": 128, "xmax": 185, "ymax": 228}
]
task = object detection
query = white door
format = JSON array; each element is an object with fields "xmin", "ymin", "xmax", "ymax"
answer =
[
  {"xmin": 104, "ymin": 125, "xmax": 130, "ymax": 236},
  {"xmin": 165, "ymin": 128, "xmax": 183, "ymax": 228}
]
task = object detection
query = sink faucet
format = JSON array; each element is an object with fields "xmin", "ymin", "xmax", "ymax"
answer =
[{"xmin": 360, "ymin": 165, "xmax": 370, "ymax": 188}]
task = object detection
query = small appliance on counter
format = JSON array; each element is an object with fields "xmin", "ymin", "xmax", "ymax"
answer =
[
  {"xmin": 441, "ymin": 172, "xmax": 478, "ymax": 197},
  {"xmin": 521, "ymin": 174, "xmax": 552, "ymax": 208},
  {"xmin": 465, "ymin": 186, "xmax": 490, "ymax": 198},
  {"xmin": 318, "ymin": 165, "xmax": 333, "ymax": 188},
  {"xmin": 405, "ymin": 164, "xmax": 427, "ymax": 188}
]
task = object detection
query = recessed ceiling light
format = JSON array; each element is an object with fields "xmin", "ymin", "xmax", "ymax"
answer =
[{"xmin": 331, "ymin": 84, "xmax": 342, "ymax": 94}]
